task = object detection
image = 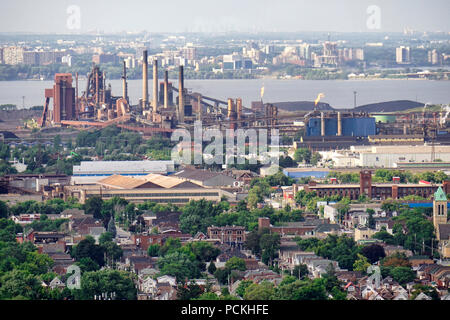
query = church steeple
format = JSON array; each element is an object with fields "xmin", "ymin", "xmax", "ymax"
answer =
[{"xmin": 433, "ymin": 187, "xmax": 448, "ymax": 235}]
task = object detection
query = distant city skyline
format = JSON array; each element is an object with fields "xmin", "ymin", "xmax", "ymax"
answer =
[{"xmin": 0, "ymin": 0, "xmax": 449, "ymax": 34}]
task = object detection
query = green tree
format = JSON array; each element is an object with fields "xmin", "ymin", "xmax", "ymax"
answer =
[
  {"xmin": 176, "ymin": 283, "xmax": 204, "ymax": 300},
  {"xmin": 225, "ymin": 257, "xmax": 246, "ymax": 271},
  {"xmin": 361, "ymin": 244, "xmax": 386, "ymax": 264},
  {"xmin": 243, "ymin": 281, "xmax": 275, "ymax": 300},
  {"xmin": 147, "ymin": 244, "xmax": 160, "ymax": 257},
  {"xmin": 0, "ymin": 201, "xmax": 8, "ymax": 219},
  {"xmin": 0, "ymin": 269, "xmax": 43, "ymax": 300},
  {"xmin": 98, "ymin": 232, "xmax": 113, "ymax": 245},
  {"xmin": 84, "ymin": 196, "xmax": 103, "ymax": 219},
  {"xmin": 76, "ymin": 257, "xmax": 100, "ymax": 273},
  {"xmin": 294, "ymin": 148, "xmax": 312, "ymax": 164},
  {"xmin": 71, "ymin": 236, "xmax": 105, "ymax": 267},
  {"xmin": 102, "ymin": 241, "xmax": 122, "ymax": 267},
  {"xmin": 158, "ymin": 251, "xmax": 201, "ymax": 282},
  {"xmin": 79, "ymin": 269, "xmax": 137, "ymax": 300},
  {"xmin": 353, "ymin": 253, "xmax": 371, "ymax": 272},
  {"xmin": 367, "ymin": 209, "xmax": 375, "ymax": 229},
  {"xmin": 207, "ymin": 261, "xmax": 217, "ymax": 275},
  {"xmin": 292, "ymin": 264, "xmax": 309, "ymax": 280},
  {"xmin": 389, "ymin": 266, "xmax": 416, "ymax": 286},
  {"xmin": 236, "ymin": 280, "xmax": 253, "ymax": 297}
]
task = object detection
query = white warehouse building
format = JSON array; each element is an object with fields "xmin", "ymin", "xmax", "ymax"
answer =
[
  {"xmin": 320, "ymin": 145, "xmax": 450, "ymax": 168},
  {"xmin": 72, "ymin": 160, "xmax": 175, "ymax": 185}
]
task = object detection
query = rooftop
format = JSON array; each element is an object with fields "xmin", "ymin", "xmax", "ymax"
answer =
[{"xmin": 73, "ymin": 160, "xmax": 174, "ymax": 175}]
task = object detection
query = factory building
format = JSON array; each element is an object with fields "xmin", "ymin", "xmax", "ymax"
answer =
[
  {"xmin": 64, "ymin": 173, "xmax": 234, "ymax": 204},
  {"xmin": 174, "ymin": 167, "xmax": 238, "ymax": 187},
  {"xmin": 306, "ymin": 116, "xmax": 376, "ymax": 137},
  {"xmin": 319, "ymin": 145, "xmax": 450, "ymax": 168},
  {"xmin": 71, "ymin": 160, "xmax": 175, "ymax": 185},
  {"xmin": 42, "ymin": 74, "xmax": 76, "ymax": 124},
  {"xmin": 304, "ymin": 170, "xmax": 450, "ymax": 201}
]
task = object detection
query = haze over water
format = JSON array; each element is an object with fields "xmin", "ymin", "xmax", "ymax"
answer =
[{"xmin": 1, "ymin": 79, "xmax": 449, "ymax": 110}]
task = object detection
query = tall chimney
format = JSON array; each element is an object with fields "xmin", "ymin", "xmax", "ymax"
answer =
[
  {"xmin": 95, "ymin": 69, "xmax": 99, "ymax": 105},
  {"xmin": 75, "ymin": 72, "xmax": 79, "ymax": 119},
  {"xmin": 228, "ymin": 98, "xmax": 234, "ymax": 118},
  {"xmin": 102, "ymin": 71, "xmax": 106, "ymax": 104},
  {"xmin": 153, "ymin": 58, "xmax": 158, "ymax": 113},
  {"xmin": 164, "ymin": 70, "xmax": 169, "ymax": 109},
  {"xmin": 337, "ymin": 112, "xmax": 342, "ymax": 136},
  {"xmin": 122, "ymin": 61, "xmax": 128, "ymax": 102},
  {"xmin": 228, "ymin": 98, "xmax": 236, "ymax": 130},
  {"xmin": 197, "ymin": 94, "xmax": 202, "ymax": 121},
  {"xmin": 178, "ymin": 65, "xmax": 184, "ymax": 123},
  {"xmin": 142, "ymin": 50, "xmax": 148, "ymax": 108},
  {"xmin": 321, "ymin": 112, "xmax": 325, "ymax": 136},
  {"xmin": 236, "ymin": 98, "xmax": 243, "ymax": 125}
]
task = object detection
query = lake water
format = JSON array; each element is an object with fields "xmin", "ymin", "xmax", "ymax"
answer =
[{"xmin": 0, "ymin": 79, "xmax": 449, "ymax": 110}]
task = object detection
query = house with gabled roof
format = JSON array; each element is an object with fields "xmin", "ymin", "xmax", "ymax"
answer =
[{"xmin": 49, "ymin": 277, "xmax": 66, "ymax": 290}]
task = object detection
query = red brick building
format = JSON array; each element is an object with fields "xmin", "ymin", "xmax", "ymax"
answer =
[
  {"xmin": 207, "ymin": 226, "xmax": 246, "ymax": 244},
  {"xmin": 304, "ymin": 170, "xmax": 450, "ymax": 200}
]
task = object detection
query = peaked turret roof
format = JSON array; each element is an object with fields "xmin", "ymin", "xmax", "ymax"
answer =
[{"xmin": 434, "ymin": 187, "xmax": 447, "ymax": 202}]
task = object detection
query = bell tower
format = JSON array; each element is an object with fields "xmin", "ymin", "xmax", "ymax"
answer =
[
  {"xmin": 433, "ymin": 186, "xmax": 448, "ymax": 235},
  {"xmin": 360, "ymin": 170, "xmax": 372, "ymax": 199}
]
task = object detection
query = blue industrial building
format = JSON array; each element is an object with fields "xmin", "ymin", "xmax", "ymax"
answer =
[{"xmin": 306, "ymin": 117, "xmax": 376, "ymax": 137}]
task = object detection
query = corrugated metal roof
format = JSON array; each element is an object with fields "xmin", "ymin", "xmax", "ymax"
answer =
[
  {"xmin": 73, "ymin": 160, "xmax": 174, "ymax": 174},
  {"xmin": 97, "ymin": 175, "xmax": 150, "ymax": 189},
  {"xmin": 144, "ymin": 174, "xmax": 187, "ymax": 188},
  {"xmin": 174, "ymin": 168, "xmax": 220, "ymax": 181}
]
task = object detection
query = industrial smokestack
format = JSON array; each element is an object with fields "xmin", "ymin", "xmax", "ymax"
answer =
[
  {"xmin": 178, "ymin": 65, "xmax": 184, "ymax": 122},
  {"xmin": 228, "ymin": 98, "xmax": 234, "ymax": 118},
  {"xmin": 142, "ymin": 50, "xmax": 148, "ymax": 108},
  {"xmin": 164, "ymin": 70, "xmax": 169, "ymax": 109},
  {"xmin": 95, "ymin": 69, "xmax": 99, "ymax": 105},
  {"xmin": 236, "ymin": 98, "xmax": 242, "ymax": 121},
  {"xmin": 122, "ymin": 61, "xmax": 128, "ymax": 102},
  {"xmin": 337, "ymin": 112, "xmax": 342, "ymax": 136},
  {"xmin": 75, "ymin": 72, "xmax": 79, "ymax": 119},
  {"xmin": 321, "ymin": 112, "xmax": 325, "ymax": 136},
  {"xmin": 197, "ymin": 94, "xmax": 202, "ymax": 121},
  {"xmin": 153, "ymin": 59, "xmax": 158, "ymax": 113},
  {"xmin": 102, "ymin": 71, "xmax": 106, "ymax": 104},
  {"xmin": 228, "ymin": 98, "xmax": 236, "ymax": 130}
]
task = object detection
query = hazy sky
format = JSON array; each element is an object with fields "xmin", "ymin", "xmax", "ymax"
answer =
[{"xmin": 1, "ymin": 0, "xmax": 449, "ymax": 34}]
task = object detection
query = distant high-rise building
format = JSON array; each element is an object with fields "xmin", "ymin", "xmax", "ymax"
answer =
[
  {"xmin": 92, "ymin": 53, "xmax": 117, "ymax": 65},
  {"xmin": 3, "ymin": 46, "xmax": 24, "ymax": 65},
  {"xmin": 23, "ymin": 51, "xmax": 39, "ymax": 65},
  {"xmin": 62, "ymin": 55, "xmax": 72, "ymax": 67},
  {"xmin": 354, "ymin": 48, "xmax": 365, "ymax": 61},
  {"xmin": 396, "ymin": 46, "xmax": 411, "ymax": 64},
  {"xmin": 0, "ymin": 48, "xmax": 3, "ymax": 64},
  {"xmin": 298, "ymin": 43, "xmax": 311, "ymax": 60},
  {"xmin": 323, "ymin": 42, "xmax": 337, "ymax": 57},
  {"xmin": 223, "ymin": 53, "xmax": 252, "ymax": 70},
  {"xmin": 264, "ymin": 45, "xmax": 275, "ymax": 55},
  {"xmin": 428, "ymin": 49, "xmax": 441, "ymax": 65},
  {"xmin": 182, "ymin": 45, "xmax": 197, "ymax": 61}
]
